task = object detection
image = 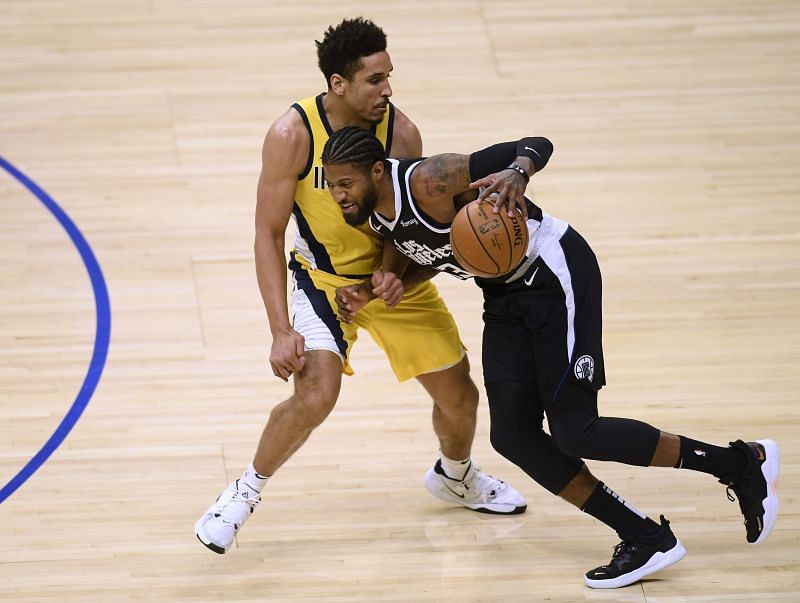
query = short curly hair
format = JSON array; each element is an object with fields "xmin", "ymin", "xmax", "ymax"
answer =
[{"xmin": 316, "ymin": 18, "xmax": 387, "ymax": 86}]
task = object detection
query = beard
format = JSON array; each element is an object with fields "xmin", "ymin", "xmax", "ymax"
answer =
[{"xmin": 342, "ymin": 185, "xmax": 378, "ymax": 226}]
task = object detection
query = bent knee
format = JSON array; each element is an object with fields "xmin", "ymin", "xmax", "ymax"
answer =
[
  {"xmin": 428, "ymin": 369, "xmax": 480, "ymax": 414},
  {"xmin": 550, "ymin": 421, "xmax": 594, "ymax": 459},
  {"xmin": 270, "ymin": 393, "xmax": 337, "ymax": 431}
]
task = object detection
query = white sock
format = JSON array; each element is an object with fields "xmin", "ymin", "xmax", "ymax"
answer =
[
  {"xmin": 241, "ymin": 463, "xmax": 270, "ymax": 493},
  {"xmin": 440, "ymin": 453, "xmax": 471, "ymax": 481}
]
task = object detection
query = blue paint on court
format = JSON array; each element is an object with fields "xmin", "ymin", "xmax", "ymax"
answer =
[{"xmin": 0, "ymin": 157, "xmax": 111, "ymax": 504}]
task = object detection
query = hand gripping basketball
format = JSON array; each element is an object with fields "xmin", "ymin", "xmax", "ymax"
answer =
[{"xmin": 450, "ymin": 200, "xmax": 528, "ymax": 278}]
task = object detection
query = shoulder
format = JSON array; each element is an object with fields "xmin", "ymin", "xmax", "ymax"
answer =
[
  {"xmin": 388, "ymin": 106, "xmax": 422, "ymax": 158},
  {"xmin": 410, "ymin": 153, "xmax": 472, "ymax": 200},
  {"xmin": 266, "ymin": 107, "xmax": 310, "ymax": 148},
  {"xmin": 262, "ymin": 108, "xmax": 311, "ymax": 175}
]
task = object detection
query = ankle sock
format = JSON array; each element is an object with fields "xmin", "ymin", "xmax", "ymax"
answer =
[
  {"xmin": 241, "ymin": 463, "xmax": 270, "ymax": 493},
  {"xmin": 581, "ymin": 482, "xmax": 661, "ymax": 542},
  {"xmin": 676, "ymin": 436, "xmax": 747, "ymax": 478},
  {"xmin": 440, "ymin": 453, "xmax": 471, "ymax": 481}
]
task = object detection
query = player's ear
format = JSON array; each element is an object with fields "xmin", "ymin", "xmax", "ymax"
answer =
[
  {"xmin": 330, "ymin": 73, "xmax": 345, "ymax": 96},
  {"xmin": 371, "ymin": 160, "xmax": 385, "ymax": 181}
]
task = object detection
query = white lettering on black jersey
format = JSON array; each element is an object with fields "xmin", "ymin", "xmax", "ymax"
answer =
[
  {"xmin": 369, "ymin": 159, "xmax": 475, "ymax": 280},
  {"xmin": 369, "ymin": 158, "xmax": 543, "ymax": 282}
]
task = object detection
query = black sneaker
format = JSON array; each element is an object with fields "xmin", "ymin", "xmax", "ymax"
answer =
[
  {"xmin": 720, "ymin": 439, "xmax": 780, "ymax": 544},
  {"xmin": 584, "ymin": 516, "xmax": 686, "ymax": 589}
]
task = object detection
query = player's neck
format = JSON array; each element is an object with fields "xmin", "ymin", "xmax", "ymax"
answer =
[{"xmin": 321, "ymin": 92, "xmax": 374, "ymax": 131}]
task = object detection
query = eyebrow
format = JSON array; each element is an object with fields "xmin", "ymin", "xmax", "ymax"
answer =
[{"xmin": 365, "ymin": 66, "xmax": 393, "ymax": 78}]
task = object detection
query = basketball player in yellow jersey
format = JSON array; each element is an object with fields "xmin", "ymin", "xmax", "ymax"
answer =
[{"xmin": 195, "ymin": 18, "xmax": 526, "ymax": 554}]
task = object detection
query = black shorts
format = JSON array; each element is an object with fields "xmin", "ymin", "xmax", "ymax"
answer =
[{"xmin": 478, "ymin": 218, "xmax": 606, "ymax": 408}]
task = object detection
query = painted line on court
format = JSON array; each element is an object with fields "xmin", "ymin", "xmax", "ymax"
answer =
[{"xmin": 0, "ymin": 157, "xmax": 111, "ymax": 504}]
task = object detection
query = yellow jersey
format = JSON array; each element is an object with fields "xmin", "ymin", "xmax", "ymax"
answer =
[{"xmin": 289, "ymin": 93, "xmax": 395, "ymax": 277}]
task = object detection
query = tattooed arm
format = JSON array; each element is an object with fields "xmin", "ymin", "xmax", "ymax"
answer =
[{"xmin": 408, "ymin": 154, "xmax": 474, "ymax": 223}]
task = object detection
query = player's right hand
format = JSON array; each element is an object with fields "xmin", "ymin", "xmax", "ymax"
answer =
[
  {"xmin": 269, "ymin": 328, "xmax": 305, "ymax": 381},
  {"xmin": 470, "ymin": 169, "xmax": 529, "ymax": 219},
  {"xmin": 370, "ymin": 270, "xmax": 403, "ymax": 308}
]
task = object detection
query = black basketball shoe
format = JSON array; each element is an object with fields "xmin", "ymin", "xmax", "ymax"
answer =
[
  {"xmin": 584, "ymin": 516, "xmax": 686, "ymax": 589},
  {"xmin": 719, "ymin": 439, "xmax": 780, "ymax": 545}
]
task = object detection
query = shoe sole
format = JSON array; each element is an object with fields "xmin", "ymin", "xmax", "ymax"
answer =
[
  {"xmin": 752, "ymin": 439, "xmax": 780, "ymax": 545},
  {"xmin": 424, "ymin": 469, "xmax": 527, "ymax": 515},
  {"xmin": 584, "ymin": 538, "xmax": 686, "ymax": 589}
]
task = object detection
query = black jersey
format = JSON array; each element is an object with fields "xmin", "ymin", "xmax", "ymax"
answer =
[{"xmin": 369, "ymin": 158, "xmax": 544, "ymax": 282}]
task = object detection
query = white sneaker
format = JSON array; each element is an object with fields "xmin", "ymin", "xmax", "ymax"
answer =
[
  {"xmin": 195, "ymin": 479, "xmax": 261, "ymax": 554},
  {"xmin": 424, "ymin": 459, "xmax": 527, "ymax": 515}
]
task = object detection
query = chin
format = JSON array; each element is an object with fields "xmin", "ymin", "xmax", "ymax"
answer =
[
  {"xmin": 366, "ymin": 108, "xmax": 386, "ymax": 123},
  {"xmin": 343, "ymin": 213, "xmax": 369, "ymax": 227}
]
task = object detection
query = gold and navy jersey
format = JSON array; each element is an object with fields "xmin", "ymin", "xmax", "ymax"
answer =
[{"xmin": 289, "ymin": 93, "xmax": 395, "ymax": 277}]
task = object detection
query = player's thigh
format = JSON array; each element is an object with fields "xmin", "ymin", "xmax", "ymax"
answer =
[
  {"xmin": 291, "ymin": 268, "xmax": 359, "ymax": 376},
  {"xmin": 481, "ymin": 303, "xmax": 537, "ymax": 386},
  {"xmin": 361, "ymin": 280, "xmax": 465, "ymax": 382}
]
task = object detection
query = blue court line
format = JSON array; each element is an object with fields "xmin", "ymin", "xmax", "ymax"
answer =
[{"xmin": 0, "ymin": 157, "xmax": 111, "ymax": 504}]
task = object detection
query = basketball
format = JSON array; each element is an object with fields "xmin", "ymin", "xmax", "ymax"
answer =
[{"xmin": 450, "ymin": 200, "xmax": 529, "ymax": 278}]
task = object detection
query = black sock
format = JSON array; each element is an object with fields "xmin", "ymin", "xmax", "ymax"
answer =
[
  {"xmin": 580, "ymin": 482, "xmax": 661, "ymax": 542},
  {"xmin": 676, "ymin": 436, "xmax": 747, "ymax": 478}
]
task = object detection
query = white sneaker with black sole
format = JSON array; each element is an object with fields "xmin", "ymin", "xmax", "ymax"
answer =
[
  {"xmin": 424, "ymin": 459, "xmax": 527, "ymax": 515},
  {"xmin": 584, "ymin": 515, "xmax": 686, "ymax": 589},
  {"xmin": 195, "ymin": 479, "xmax": 261, "ymax": 554}
]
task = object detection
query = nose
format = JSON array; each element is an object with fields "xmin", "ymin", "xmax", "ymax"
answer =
[
  {"xmin": 333, "ymin": 190, "xmax": 348, "ymax": 204},
  {"xmin": 383, "ymin": 79, "xmax": 392, "ymax": 99}
]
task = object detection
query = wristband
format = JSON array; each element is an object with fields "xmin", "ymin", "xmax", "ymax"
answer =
[{"xmin": 505, "ymin": 163, "xmax": 530, "ymax": 183}]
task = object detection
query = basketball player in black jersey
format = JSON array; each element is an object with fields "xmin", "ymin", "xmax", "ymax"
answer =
[{"xmin": 322, "ymin": 126, "xmax": 780, "ymax": 589}]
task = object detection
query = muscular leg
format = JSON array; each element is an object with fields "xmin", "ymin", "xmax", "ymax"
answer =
[
  {"xmin": 549, "ymin": 382, "xmax": 746, "ymax": 477},
  {"xmin": 253, "ymin": 350, "xmax": 343, "ymax": 476},
  {"xmin": 559, "ymin": 464, "xmax": 599, "ymax": 507},
  {"xmin": 486, "ymin": 380, "xmax": 661, "ymax": 539},
  {"xmin": 650, "ymin": 432, "xmax": 681, "ymax": 467},
  {"xmin": 415, "ymin": 355, "xmax": 478, "ymax": 461}
]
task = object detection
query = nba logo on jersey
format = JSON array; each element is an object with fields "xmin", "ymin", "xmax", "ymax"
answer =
[
  {"xmin": 314, "ymin": 166, "xmax": 326, "ymax": 189},
  {"xmin": 574, "ymin": 355, "xmax": 594, "ymax": 382}
]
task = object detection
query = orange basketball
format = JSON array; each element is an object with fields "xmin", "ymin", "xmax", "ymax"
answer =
[{"xmin": 450, "ymin": 200, "xmax": 528, "ymax": 278}]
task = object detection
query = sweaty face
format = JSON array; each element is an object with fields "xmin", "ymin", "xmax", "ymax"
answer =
[
  {"xmin": 342, "ymin": 51, "xmax": 393, "ymax": 124},
  {"xmin": 325, "ymin": 163, "xmax": 380, "ymax": 226}
]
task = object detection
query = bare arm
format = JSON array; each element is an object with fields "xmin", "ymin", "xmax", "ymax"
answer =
[
  {"xmin": 408, "ymin": 153, "xmax": 474, "ymax": 223},
  {"xmin": 254, "ymin": 110, "xmax": 309, "ymax": 381}
]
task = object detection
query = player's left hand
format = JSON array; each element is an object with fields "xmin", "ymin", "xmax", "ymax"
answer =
[
  {"xmin": 370, "ymin": 270, "xmax": 403, "ymax": 308},
  {"xmin": 469, "ymin": 168, "xmax": 529, "ymax": 219},
  {"xmin": 335, "ymin": 283, "xmax": 370, "ymax": 324}
]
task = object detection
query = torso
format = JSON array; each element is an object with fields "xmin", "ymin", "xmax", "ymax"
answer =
[{"xmin": 290, "ymin": 93, "xmax": 395, "ymax": 276}]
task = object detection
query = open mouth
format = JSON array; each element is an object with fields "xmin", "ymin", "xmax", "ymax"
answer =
[{"xmin": 340, "ymin": 202, "xmax": 356, "ymax": 212}]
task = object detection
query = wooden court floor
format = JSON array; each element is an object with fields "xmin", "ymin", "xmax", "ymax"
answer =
[{"xmin": 1, "ymin": 1, "xmax": 798, "ymax": 601}]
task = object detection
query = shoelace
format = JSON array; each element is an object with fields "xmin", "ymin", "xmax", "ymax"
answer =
[
  {"xmin": 440, "ymin": 467, "xmax": 505, "ymax": 502},
  {"xmin": 726, "ymin": 484, "xmax": 762, "ymax": 537},
  {"xmin": 455, "ymin": 469, "xmax": 503, "ymax": 501},
  {"xmin": 607, "ymin": 541, "xmax": 639, "ymax": 569},
  {"xmin": 216, "ymin": 489, "xmax": 260, "ymax": 526},
  {"xmin": 725, "ymin": 480, "xmax": 756, "ymax": 517}
]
